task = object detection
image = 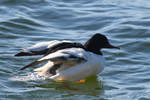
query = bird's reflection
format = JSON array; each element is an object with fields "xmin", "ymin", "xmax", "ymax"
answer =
[{"xmin": 37, "ymin": 75, "xmax": 104, "ymax": 96}]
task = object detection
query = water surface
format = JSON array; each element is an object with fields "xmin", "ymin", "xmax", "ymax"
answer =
[{"xmin": 1, "ymin": 0, "xmax": 150, "ymax": 100}]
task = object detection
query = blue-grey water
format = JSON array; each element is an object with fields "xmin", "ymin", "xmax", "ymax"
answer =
[{"xmin": 1, "ymin": 0, "xmax": 150, "ymax": 100}]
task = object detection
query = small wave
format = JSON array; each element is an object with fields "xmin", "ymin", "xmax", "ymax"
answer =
[{"xmin": 10, "ymin": 72, "xmax": 46, "ymax": 81}]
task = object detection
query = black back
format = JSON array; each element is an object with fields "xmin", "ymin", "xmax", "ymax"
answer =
[{"xmin": 45, "ymin": 42, "xmax": 85, "ymax": 56}]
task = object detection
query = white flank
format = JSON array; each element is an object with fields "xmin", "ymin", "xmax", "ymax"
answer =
[{"xmin": 34, "ymin": 48, "xmax": 105, "ymax": 81}]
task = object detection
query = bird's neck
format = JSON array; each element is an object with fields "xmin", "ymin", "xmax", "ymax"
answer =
[
  {"xmin": 83, "ymin": 44, "xmax": 102, "ymax": 55},
  {"xmin": 85, "ymin": 47, "xmax": 103, "ymax": 55}
]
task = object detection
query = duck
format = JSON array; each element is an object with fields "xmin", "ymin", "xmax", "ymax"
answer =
[{"xmin": 15, "ymin": 33, "xmax": 119, "ymax": 82}]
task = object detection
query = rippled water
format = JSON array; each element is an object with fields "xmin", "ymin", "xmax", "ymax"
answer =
[{"xmin": 1, "ymin": 0, "xmax": 150, "ymax": 100}]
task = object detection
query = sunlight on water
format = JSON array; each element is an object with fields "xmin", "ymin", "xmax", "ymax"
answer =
[{"xmin": 10, "ymin": 72, "xmax": 45, "ymax": 81}]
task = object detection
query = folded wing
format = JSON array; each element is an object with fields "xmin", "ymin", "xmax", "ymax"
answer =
[{"xmin": 20, "ymin": 49, "xmax": 87, "ymax": 70}]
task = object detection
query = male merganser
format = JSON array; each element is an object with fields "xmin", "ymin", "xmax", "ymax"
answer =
[{"xmin": 15, "ymin": 33, "xmax": 119, "ymax": 82}]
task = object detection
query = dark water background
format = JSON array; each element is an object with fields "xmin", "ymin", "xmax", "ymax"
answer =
[{"xmin": 1, "ymin": 0, "xmax": 150, "ymax": 100}]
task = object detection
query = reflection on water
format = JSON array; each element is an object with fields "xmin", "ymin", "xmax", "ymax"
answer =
[{"xmin": 37, "ymin": 75, "xmax": 103, "ymax": 96}]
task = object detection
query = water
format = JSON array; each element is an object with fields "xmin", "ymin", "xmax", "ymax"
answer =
[{"xmin": 1, "ymin": 0, "xmax": 150, "ymax": 99}]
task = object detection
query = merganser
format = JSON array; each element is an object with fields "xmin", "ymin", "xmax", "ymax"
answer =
[{"xmin": 15, "ymin": 33, "xmax": 119, "ymax": 82}]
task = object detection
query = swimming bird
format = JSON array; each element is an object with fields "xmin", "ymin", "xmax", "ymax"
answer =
[{"xmin": 15, "ymin": 33, "xmax": 119, "ymax": 82}]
